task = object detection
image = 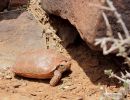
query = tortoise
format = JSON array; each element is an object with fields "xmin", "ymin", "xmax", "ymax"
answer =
[{"xmin": 12, "ymin": 49, "xmax": 71, "ymax": 86}]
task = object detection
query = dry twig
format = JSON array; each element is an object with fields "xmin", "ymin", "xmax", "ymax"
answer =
[
  {"xmin": 94, "ymin": 0, "xmax": 130, "ymax": 99},
  {"xmin": 95, "ymin": 0, "xmax": 130, "ymax": 57},
  {"xmin": 106, "ymin": 0, "xmax": 129, "ymax": 38},
  {"xmin": 102, "ymin": 12, "xmax": 113, "ymax": 36}
]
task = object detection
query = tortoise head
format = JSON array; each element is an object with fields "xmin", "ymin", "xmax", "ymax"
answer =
[{"xmin": 57, "ymin": 60, "xmax": 71, "ymax": 73}]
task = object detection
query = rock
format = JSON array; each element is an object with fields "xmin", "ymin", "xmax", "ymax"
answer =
[
  {"xmin": 0, "ymin": 0, "xmax": 9, "ymax": 11},
  {"xmin": 12, "ymin": 82, "xmax": 22, "ymax": 88},
  {"xmin": 5, "ymin": 75, "xmax": 12, "ymax": 79},
  {"xmin": 0, "ymin": 11, "xmax": 43, "ymax": 68},
  {"xmin": 8, "ymin": 0, "xmax": 28, "ymax": 10},
  {"xmin": 77, "ymin": 96, "xmax": 84, "ymax": 100},
  {"xmin": 0, "ymin": 0, "xmax": 28, "ymax": 11},
  {"xmin": 30, "ymin": 92, "xmax": 37, "ymax": 96},
  {"xmin": 41, "ymin": 0, "xmax": 106, "ymax": 49}
]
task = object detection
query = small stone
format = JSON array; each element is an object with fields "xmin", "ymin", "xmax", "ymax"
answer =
[
  {"xmin": 13, "ymin": 83, "xmax": 21, "ymax": 88},
  {"xmin": 77, "ymin": 96, "xmax": 84, "ymax": 100},
  {"xmin": 22, "ymin": 82, "xmax": 27, "ymax": 87},
  {"xmin": 0, "ymin": 72, "xmax": 4, "ymax": 77},
  {"xmin": 67, "ymin": 86, "xmax": 77, "ymax": 91},
  {"xmin": 45, "ymin": 29, "xmax": 53, "ymax": 34},
  {"xmin": 30, "ymin": 92, "xmax": 37, "ymax": 96},
  {"xmin": 5, "ymin": 75, "xmax": 12, "ymax": 79},
  {"xmin": 62, "ymin": 86, "xmax": 70, "ymax": 89}
]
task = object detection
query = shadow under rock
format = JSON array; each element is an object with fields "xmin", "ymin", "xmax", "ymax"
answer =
[
  {"xmin": 0, "ymin": 10, "xmax": 24, "ymax": 21},
  {"xmin": 49, "ymin": 15, "xmax": 129, "ymax": 87}
]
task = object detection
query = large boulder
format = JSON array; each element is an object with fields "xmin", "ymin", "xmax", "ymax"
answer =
[{"xmin": 41, "ymin": 0, "xmax": 106, "ymax": 49}]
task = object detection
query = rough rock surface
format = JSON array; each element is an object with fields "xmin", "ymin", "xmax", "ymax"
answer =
[
  {"xmin": 41, "ymin": 0, "xmax": 106, "ymax": 49},
  {"xmin": 8, "ymin": 0, "xmax": 28, "ymax": 9},
  {"xmin": 0, "ymin": 11, "xmax": 43, "ymax": 68}
]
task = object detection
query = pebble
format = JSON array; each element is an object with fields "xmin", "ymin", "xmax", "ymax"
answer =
[
  {"xmin": 5, "ymin": 75, "xmax": 12, "ymax": 79},
  {"xmin": 77, "ymin": 96, "xmax": 84, "ymax": 100},
  {"xmin": 13, "ymin": 83, "xmax": 21, "ymax": 88},
  {"xmin": 30, "ymin": 92, "xmax": 37, "ymax": 96}
]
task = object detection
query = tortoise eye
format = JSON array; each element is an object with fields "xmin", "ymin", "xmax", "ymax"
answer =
[
  {"xmin": 60, "ymin": 65, "xmax": 65, "ymax": 69},
  {"xmin": 60, "ymin": 64, "xmax": 64, "ymax": 67}
]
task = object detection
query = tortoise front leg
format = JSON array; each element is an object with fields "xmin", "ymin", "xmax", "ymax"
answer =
[{"xmin": 50, "ymin": 70, "xmax": 62, "ymax": 86}]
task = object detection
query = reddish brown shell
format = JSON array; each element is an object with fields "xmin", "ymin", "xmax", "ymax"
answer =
[{"xmin": 12, "ymin": 49, "xmax": 68, "ymax": 79}]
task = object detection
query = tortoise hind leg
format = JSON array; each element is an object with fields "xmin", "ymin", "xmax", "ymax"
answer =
[{"xmin": 50, "ymin": 70, "xmax": 62, "ymax": 86}]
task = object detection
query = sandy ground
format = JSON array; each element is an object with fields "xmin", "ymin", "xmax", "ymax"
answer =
[{"xmin": 0, "ymin": 0, "xmax": 130, "ymax": 100}]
